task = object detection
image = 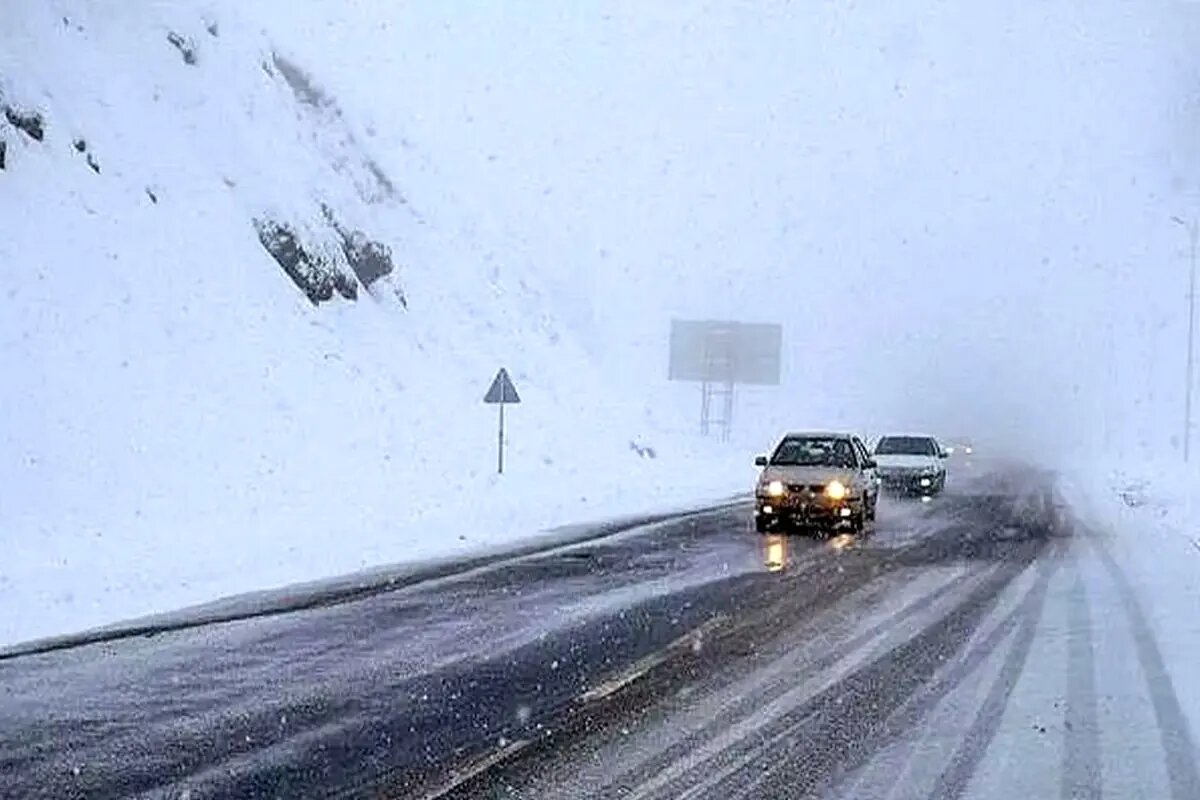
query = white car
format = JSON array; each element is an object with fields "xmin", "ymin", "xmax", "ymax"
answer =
[{"xmin": 873, "ymin": 434, "xmax": 948, "ymax": 495}]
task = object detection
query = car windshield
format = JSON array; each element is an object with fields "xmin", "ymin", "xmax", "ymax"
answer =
[
  {"xmin": 875, "ymin": 437, "xmax": 938, "ymax": 456},
  {"xmin": 771, "ymin": 437, "xmax": 856, "ymax": 467}
]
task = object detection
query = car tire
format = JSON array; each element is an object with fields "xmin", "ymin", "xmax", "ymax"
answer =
[{"xmin": 755, "ymin": 516, "xmax": 773, "ymax": 534}]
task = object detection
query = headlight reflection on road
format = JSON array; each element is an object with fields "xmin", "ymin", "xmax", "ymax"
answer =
[{"xmin": 762, "ymin": 535, "xmax": 788, "ymax": 572}]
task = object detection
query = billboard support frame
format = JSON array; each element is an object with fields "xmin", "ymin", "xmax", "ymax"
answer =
[{"xmin": 668, "ymin": 319, "xmax": 781, "ymax": 441}]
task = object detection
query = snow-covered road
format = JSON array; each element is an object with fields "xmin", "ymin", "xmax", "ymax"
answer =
[{"xmin": 0, "ymin": 464, "xmax": 1196, "ymax": 800}]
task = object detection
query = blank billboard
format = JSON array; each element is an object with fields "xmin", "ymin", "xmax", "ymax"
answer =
[{"xmin": 668, "ymin": 319, "xmax": 782, "ymax": 385}]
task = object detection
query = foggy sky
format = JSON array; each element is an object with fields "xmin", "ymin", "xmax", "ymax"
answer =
[{"xmin": 269, "ymin": 0, "xmax": 1199, "ymax": 458}]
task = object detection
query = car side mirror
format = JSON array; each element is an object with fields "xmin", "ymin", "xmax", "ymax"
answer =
[
  {"xmin": 755, "ymin": 455, "xmax": 768, "ymax": 467},
  {"xmin": 865, "ymin": 459, "xmax": 877, "ymax": 469},
  {"xmin": 939, "ymin": 451, "xmax": 949, "ymax": 459}
]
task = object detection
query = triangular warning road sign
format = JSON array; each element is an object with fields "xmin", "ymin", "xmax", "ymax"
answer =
[{"xmin": 483, "ymin": 368, "xmax": 521, "ymax": 404}]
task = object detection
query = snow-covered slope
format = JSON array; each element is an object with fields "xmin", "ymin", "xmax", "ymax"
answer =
[{"xmin": 0, "ymin": 2, "xmax": 745, "ymax": 646}]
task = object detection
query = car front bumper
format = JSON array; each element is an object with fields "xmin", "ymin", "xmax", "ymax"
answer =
[
  {"xmin": 879, "ymin": 471, "xmax": 943, "ymax": 493},
  {"xmin": 755, "ymin": 494, "xmax": 862, "ymax": 527}
]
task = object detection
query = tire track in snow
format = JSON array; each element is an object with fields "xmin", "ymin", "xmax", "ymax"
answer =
[
  {"xmin": 1089, "ymin": 537, "xmax": 1200, "ymax": 800},
  {"xmin": 924, "ymin": 545, "xmax": 1059, "ymax": 800},
  {"xmin": 1061, "ymin": 567, "xmax": 1102, "ymax": 800},
  {"xmin": 613, "ymin": 567, "xmax": 984, "ymax": 799},
  {"xmin": 711, "ymin": 538, "xmax": 1056, "ymax": 800}
]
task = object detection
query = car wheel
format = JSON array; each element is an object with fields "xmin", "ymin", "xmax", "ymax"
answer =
[
  {"xmin": 866, "ymin": 497, "xmax": 877, "ymax": 521},
  {"xmin": 755, "ymin": 516, "xmax": 773, "ymax": 534}
]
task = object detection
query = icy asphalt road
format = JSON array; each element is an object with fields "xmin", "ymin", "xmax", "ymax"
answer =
[{"xmin": 1, "ymin": 466, "xmax": 1197, "ymax": 800}]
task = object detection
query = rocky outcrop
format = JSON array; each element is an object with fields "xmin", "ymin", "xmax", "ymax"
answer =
[
  {"xmin": 339, "ymin": 230, "xmax": 394, "ymax": 289},
  {"xmin": 166, "ymin": 32, "xmax": 197, "ymax": 66},
  {"xmin": 254, "ymin": 218, "xmax": 357, "ymax": 305},
  {"xmin": 320, "ymin": 205, "xmax": 406, "ymax": 305},
  {"xmin": 4, "ymin": 106, "xmax": 44, "ymax": 141}
]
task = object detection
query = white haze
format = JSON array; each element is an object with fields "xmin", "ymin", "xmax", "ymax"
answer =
[
  {"xmin": 267, "ymin": 0, "xmax": 1200, "ymax": 459},
  {"xmin": 0, "ymin": 0, "xmax": 1197, "ymax": 643}
]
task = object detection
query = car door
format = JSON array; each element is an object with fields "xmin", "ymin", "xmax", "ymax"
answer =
[{"xmin": 852, "ymin": 437, "xmax": 878, "ymax": 502}]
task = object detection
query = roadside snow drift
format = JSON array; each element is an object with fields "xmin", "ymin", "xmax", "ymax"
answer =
[{"xmin": 1060, "ymin": 462, "xmax": 1200, "ymax": 744}]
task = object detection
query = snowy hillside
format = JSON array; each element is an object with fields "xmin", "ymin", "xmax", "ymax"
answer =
[{"xmin": 0, "ymin": 2, "xmax": 745, "ymax": 646}]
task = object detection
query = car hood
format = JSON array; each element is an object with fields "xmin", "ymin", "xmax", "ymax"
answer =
[
  {"xmin": 760, "ymin": 465, "xmax": 856, "ymax": 485},
  {"xmin": 875, "ymin": 454, "xmax": 940, "ymax": 470}
]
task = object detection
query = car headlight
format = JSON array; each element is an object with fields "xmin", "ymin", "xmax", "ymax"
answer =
[
  {"xmin": 824, "ymin": 480, "xmax": 847, "ymax": 500},
  {"xmin": 766, "ymin": 480, "xmax": 785, "ymax": 497}
]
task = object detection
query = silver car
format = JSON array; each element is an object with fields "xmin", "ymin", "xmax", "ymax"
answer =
[
  {"xmin": 873, "ymin": 434, "xmax": 948, "ymax": 495},
  {"xmin": 753, "ymin": 432, "xmax": 880, "ymax": 534}
]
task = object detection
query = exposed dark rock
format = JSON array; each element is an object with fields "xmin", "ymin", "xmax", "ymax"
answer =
[
  {"xmin": 166, "ymin": 32, "xmax": 197, "ymax": 65},
  {"xmin": 72, "ymin": 138, "xmax": 99, "ymax": 172},
  {"xmin": 629, "ymin": 441, "xmax": 657, "ymax": 459},
  {"xmin": 272, "ymin": 53, "xmax": 330, "ymax": 108},
  {"xmin": 339, "ymin": 231, "xmax": 394, "ymax": 288},
  {"xmin": 331, "ymin": 269, "xmax": 357, "ymax": 301},
  {"xmin": 206, "ymin": 21, "xmax": 219, "ymax": 37},
  {"xmin": 364, "ymin": 158, "xmax": 401, "ymax": 203},
  {"xmin": 4, "ymin": 106, "xmax": 45, "ymax": 141},
  {"xmin": 0, "ymin": 138, "xmax": 7, "ymax": 170},
  {"xmin": 145, "ymin": 187, "xmax": 158, "ymax": 204},
  {"xmin": 254, "ymin": 218, "xmax": 357, "ymax": 305},
  {"xmin": 269, "ymin": 54, "xmax": 400, "ymax": 205},
  {"xmin": 320, "ymin": 205, "xmax": 404, "ymax": 302}
]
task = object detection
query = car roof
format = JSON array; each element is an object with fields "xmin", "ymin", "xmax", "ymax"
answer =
[
  {"xmin": 877, "ymin": 433, "xmax": 939, "ymax": 440},
  {"xmin": 780, "ymin": 431, "xmax": 857, "ymax": 440}
]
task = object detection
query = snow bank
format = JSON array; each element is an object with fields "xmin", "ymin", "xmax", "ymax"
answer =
[
  {"xmin": 1059, "ymin": 460, "xmax": 1200, "ymax": 739},
  {"xmin": 0, "ymin": 2, "xmax": 751, "ymax": 647}
]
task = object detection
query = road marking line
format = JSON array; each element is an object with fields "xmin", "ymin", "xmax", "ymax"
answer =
[
  {"xmin": 415, "ymin": 739, "xmax": 530, "ymax": 800},
  {"xmin": 578, "ymin": 614, "xmax": 727, "ymax": 704}
]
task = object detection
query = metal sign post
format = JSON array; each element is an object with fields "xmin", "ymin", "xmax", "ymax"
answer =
[
  {"xmin": 484, "ymin": 367, "xmax": 521, "ymax": 474},
  {"xmin": 668, "ymin": 320, "xmax": 782, "ymax": 440}
]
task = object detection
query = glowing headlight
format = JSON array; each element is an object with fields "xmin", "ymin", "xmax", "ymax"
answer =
[
  {"xmin": 766, "ymin": 480, "xmax": 785, "ymax": 497},
  {"xmin": 824, "ymin": 480, "xmax": 848, "ymax": 500}
]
